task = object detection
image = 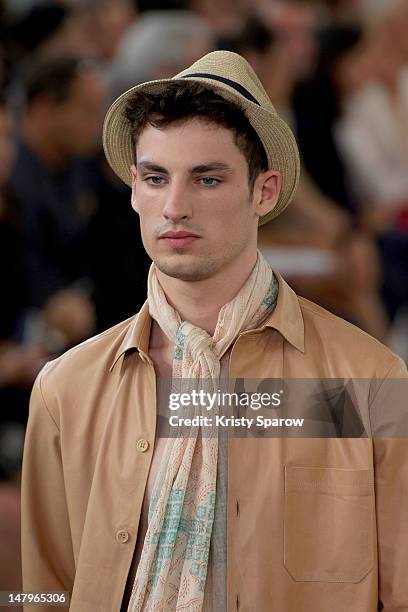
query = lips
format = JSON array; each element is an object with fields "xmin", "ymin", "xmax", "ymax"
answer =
[
  {"xmin": 159, "ymin": 230, "xmax": 200, "ymax": 249},
  {"xmin": 160, "ymin": 231, "xmax": 200, "ymax": 239}
]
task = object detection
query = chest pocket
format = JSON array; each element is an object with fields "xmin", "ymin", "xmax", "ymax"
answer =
[{"xmin": 284, "ymin": 466, "xmax": 375, "ymax": 583}]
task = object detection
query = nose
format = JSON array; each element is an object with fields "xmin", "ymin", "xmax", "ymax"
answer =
[{"xmin": 162, "ymin": 179, "xmax": 193, "ymax": 223}]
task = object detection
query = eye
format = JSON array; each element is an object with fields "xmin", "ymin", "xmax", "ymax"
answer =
[
  {"xmin": 145, "ymin": 176, "xmax": 164, "ymax": 185},
  {"xmin": 199, "ymin": 177, "xmax": 221, "ymax": 186}
]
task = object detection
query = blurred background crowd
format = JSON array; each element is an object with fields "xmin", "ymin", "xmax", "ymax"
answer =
[{"xmin": 1, "ymin": 0, "xmax": 408, "ymax": 600}]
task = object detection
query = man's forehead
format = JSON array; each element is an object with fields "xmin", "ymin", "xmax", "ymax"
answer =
[
  {"xmin": 136, "ymin": 117, "xmax": 236, "ymax": 143},
  {"xmin": 136, "ymin": 159, "xmax": 235, "ymax": 174},
  {"xmin": 135, "ymin": 119, "xmax": 246, "ymax": 167}
]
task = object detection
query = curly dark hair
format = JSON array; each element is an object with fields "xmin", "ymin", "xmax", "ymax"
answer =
[{"xmin": 124, "ymin": 81, "xmax": 268, "ymax": 190}]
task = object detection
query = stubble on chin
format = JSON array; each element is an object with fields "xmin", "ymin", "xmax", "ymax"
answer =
[{"xmin": 154, "ymin": 255, "xmax": 217, "ymax": 282}]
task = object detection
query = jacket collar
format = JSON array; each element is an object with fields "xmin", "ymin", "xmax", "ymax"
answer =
[
  {"xmin": 261, "ymin": 271, "xmax": 305, "ymax": 353},
  {"xmin": 109, "ymin": 301, "xmax": 152, "ymax": 371},
  {"xmin": 109, "ymin": 270, "xmax": 305, "ymax": 371}
]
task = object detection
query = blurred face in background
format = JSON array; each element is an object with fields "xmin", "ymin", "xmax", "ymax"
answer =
[
  {"xmin": 380, "ymin": 0, "xmax": 408, "ymax": 66},
  {"xmin": 261, "ymin": 0, "xmax": 318, "ymax": 81},
  {"xmin": 49, "ymin": 67, "xmax": 106, "ymax": 158},
  {"xmin": 366, "ymin": 18, "xmax": 404, "ymax": 90},
  {"xmin": 334, "ymin": 38, "xmax": 375, "ymax": 95},
  {"xmin": 190, "ymin": 0, "xmax": 246, "ymax": 34},
  {"xmin": 91, "ymin": 0, "xmax": 135, "ymax": 60},
  {"xmin": 0, "ymin": 105, "xmax": 15, "ymax": 189}
]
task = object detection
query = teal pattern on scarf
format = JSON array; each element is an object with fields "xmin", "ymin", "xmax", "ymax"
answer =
[
  {"xmin": 262, "ymin": 275, "xmax": 279, "ymax": 307},
  {"xmin": 174, "ymin": 326, "xmax": 186, "ymax": 361}
]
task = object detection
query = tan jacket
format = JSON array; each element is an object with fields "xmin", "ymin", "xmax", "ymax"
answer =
[{"xmin": 21, "ymin": 273, "xmax": 408, "ymax": 612}]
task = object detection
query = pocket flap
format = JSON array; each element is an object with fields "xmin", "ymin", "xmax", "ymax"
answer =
[{"xmin": 284, "ymin": 466, "xmax": 375, "ymax": 583}]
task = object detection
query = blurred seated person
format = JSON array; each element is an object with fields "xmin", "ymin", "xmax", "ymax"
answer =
[
  {"xmin": 301, "ymin": 22, "xmax": 408, "ymax": 322},
  {"xmin": 0, "ymin": 95, "xmax": 62, "ymax": 598},
  {"xmin": 220, "ymin": 11, "xmax": 388, "ymax": 340},
  {"xmin": 0, "ymin": 98, "xmax": 44, "ymax": 597},
  {"xmin": 9, "ymin": 55, "xmax": 107, "ymax": 351},
  {"xmin": 333, "ymin": 19, "xmax": 408, "ymax": 321},
  {"xmin": 334, "ymin": 17, "xmax": 408, "ymax": 233},
  {"xmin": 0, "ymin": 95, "xmax": 47, "ymax": 420}
]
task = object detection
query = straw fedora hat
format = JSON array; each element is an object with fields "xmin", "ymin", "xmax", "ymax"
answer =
[{"xmin": 103, "ymin": 50, "xmax": 300, "ymax": 225}]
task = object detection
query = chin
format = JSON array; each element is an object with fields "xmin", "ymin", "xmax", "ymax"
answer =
[{"xmin": 154, "ymin": 254, "xmax": 217, "ymax": 282}]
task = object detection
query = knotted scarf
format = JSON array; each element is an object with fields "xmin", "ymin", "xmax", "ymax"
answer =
[{"xmin": 127, "ymin": 251, "xmax": 278, "ymax": 611}]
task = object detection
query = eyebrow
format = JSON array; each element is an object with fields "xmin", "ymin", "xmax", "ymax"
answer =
[{"xmin": 136, "ymin": 161, "xmax": 234, "ymax": 175}]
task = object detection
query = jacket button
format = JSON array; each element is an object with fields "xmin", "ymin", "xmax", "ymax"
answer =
[
  {"xmin": 116, "ymin": 529, "xmax": 129, "ymax": 543},
  {"xmin": 136, "ymin": 438, "xmax": 150, "ymax": 452}
]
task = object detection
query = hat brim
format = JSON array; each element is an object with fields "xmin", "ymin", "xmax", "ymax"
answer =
[{"xmin": 102, "ymin": 77, "xmax": 300, "ymax": 225}]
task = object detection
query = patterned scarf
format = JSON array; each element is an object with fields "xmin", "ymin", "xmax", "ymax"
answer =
[{"xmin": 127, "ymin": 251, "xmax": 278, "ymax": 611}]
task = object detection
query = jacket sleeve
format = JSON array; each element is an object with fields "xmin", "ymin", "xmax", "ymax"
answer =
[
  {"xmin": 21, "ymin": 366, "xmax": 75, "ymax": 611},
  {"xmin": 370, "ymin": 356, "xmax": 408, "ymax": 611}
]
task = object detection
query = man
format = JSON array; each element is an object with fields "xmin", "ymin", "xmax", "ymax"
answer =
[
  {"xmin": 10, "ymin": 55, "xmax": 105, "ymax": 349},
  {"xmin": 21, "ymin": 51, "xmax": 408, "ymax": 611}
]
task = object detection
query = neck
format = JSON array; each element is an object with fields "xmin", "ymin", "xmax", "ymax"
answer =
[
  {"xmin": 23, "ymin": 118, "xmax": 67, "ymax": 171},
  {"xmin": 156, "ymin": 250, "xmax": 259, "ymax": 336}
]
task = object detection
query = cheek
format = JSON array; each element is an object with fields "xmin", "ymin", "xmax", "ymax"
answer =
[
  {"xmin": 136, "ymin": 194, "xmax": 160, "ymax": 223},
  {"xmin": 137, "ymin": 207, "xmax": 154, "ymax": 233},
  {"xmin": 137, "ymin": 215, "xmax": 155, "ymax": 257},
  {"xmin": 137, "ymin": 201, "xmax": 161, "ymax": 244},
  {"xmin": 208, "ymin": 196, "xmax": 251, "ymax": 236}
]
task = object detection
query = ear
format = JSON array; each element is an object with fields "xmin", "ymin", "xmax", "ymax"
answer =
[
  {"xmin": 130, "ymin": 164, "xmax": 139, "ymax": 213},
  {"xmin": 253, "ymin": 169, "xmax": 282, "ymax": 220}
]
